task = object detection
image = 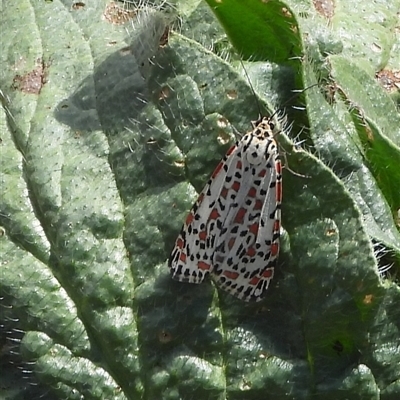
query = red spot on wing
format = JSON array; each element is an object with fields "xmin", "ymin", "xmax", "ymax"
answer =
[
  {"xmin": 234, "ymin": 207, "xmax": 246, "ymax": 224},
  {"xmin": 226, "ymin": 145, "xmax": 236, "ymax": 156},
  {"xmin": 249, "ymin": 276, "xmax": 260, "ymax": 285},
  {"xmin": 275, "ymin": 159, "xmax": 282, "ymax": 174},
  {"xmin": 258, "ymin": 169, "xmax": 267, "ymax": 177},
  {"xmin": 223, "ymin": 270, "xmax": 239, "ymax": 280},
  {"xmin": 228, "ymin": 237, "xmax": 236, "ymax": 250},
  {"xmin": 185, "ymin": 212, "xmax": 194, "ymax": 225},
  {"xmin": 276, "ymin": 181, "xmax": 282, "ymax": 202},
  {"xmin": 254, "ymin": 199, "xmax": 263, "ymax": 210},
  {"xmin": 198, "ymin": 261, "xmax": 211, "ymax": 270},
  {"xmin": 220, "ymin": 187, "xmax": 229, "ymax": 199},
  {"xmin": 271, "ymin": 242, "xmax": 279, "ymax": 256},
  {"xmin": 262, "ymin": 268, "xmax": 274, "ymax": 278},
  {"xmin": 273, "ymin": 220, "xmax": 280, "ymax": 232},
  {"xmin": 179, "ymin": 253, "xmax": 187, "ymax": 262},
  {"xmin": 247, "ymin": 187, "xmax": 257, "ymax": 197},
  {"xmin": 246, "ymin": 247, "xmax": 256, "ymax": 257},
  {"xmin": 199, "ymin": 231, "xmax": 207, "ymax": 241},
  {"xmin": 236, "ymin": 160, "xmax": 242, "ymax": 169},
  {"xmin": 176, "ymin": 238, "xmax": 184, "ymax": 249},
  {"xmin": 232, "ymin": 181, "xmax": 241, "ymax": 192},
  {"xmin": 209, "ymin": 208, "xmax": 220, "ymax": 220},
  {"xmin": 249, "ymin": 223, "xmax": 259, "ymax": 236}
]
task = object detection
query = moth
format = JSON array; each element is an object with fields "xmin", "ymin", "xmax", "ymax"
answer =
[{"xmin": 169, "ymin": 116, "xmax": 282, "ymax": 302}]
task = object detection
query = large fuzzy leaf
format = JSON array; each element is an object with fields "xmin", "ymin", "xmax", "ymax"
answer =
[{"xmin": 1, "ymin": 1, "xmax": 399, "ymax": 399}]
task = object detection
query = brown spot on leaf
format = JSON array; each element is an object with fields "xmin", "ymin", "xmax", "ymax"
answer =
[
  {"xmin": 217, "ymin": 116, "xmax": 229, "ymax": 129},
  {"xmin": 72, "ymin": 2, "xmax": 85, "ymax": 10},
  {"xmin": 226, "ymin": 89, "xmax": 238, "ymax": 100},
  {"xmin": 326, "ymin": 228, "xmax": 337, "ymax": 236},
  {"xmin": 119, "ymin": 46, "xmax": 133, "ymax": 56},
  {"xmin": 313, "ymin": 0, "xmax": 335, "ymax": 19},
  {"xmin": 217, "ymin": 128, "xmax": 231, "ymax": 146},
  {"xmin": 323, "ymin": 82, "xmax": 339, "ymax": 104},
  {"xmin": 376, "ymin": 69, "xmax": 400, "ymax": 92},
  {"xmin": 12, "ymin": 58, "xmax": 48, "ymax": 95},
  {"xmin": 363, "ymin": 294, "xmax": 373, "ymax": 305},
  {"xmin": 103, "ymin": 1, "xmax": 136, "ymax": 25},
  {"xmin": 158, "ymin": 86, "xmax": 171, "ymax": 101},
  {"xmin": 281, "ymin": 7, "xmax": 293, "ymax": 18},
  {"xmin": 159, "ymin": 26, "xmax": 170, "ymax": 48}
]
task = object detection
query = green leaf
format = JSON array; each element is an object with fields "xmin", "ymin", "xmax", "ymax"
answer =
[
  {"xmin": 302, "ymin": 61, "xmax": 400, "ymax": 257},
  {"xmin": 330, "ymin": 55, "xmax": 400, "ymax": 211},
  {"xmin": 205, "ymin": 0, "xmax": 302, "ymax": 64},
  {"xmin": 1, "ymin": 1, "xmax": 399, "ymax": 399}
]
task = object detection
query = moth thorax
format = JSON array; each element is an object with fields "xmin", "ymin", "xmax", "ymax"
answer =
[{"xmin": 246, "ymin": 140, "xmax": 268, "ymax": 165}]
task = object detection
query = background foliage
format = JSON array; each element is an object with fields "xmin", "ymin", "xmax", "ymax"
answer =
[{"xmin": 1, "ymin": 0, "xmax": 400, "ymax": 399}]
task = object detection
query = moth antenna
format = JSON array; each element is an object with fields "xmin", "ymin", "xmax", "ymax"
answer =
[
  {"xmin": 238, "ymin": 56, "xmax": 318, "ymax": 130},
  {"xmin": 238, "ymin": 57, "xmax": 265, "ymax": 118}
]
